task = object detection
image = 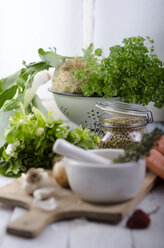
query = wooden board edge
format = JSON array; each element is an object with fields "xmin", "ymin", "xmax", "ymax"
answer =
[
  {"xmin": 53, "ymin": 210, "xmax": 122, "ymax": 224},
  {"xmin": 0, "ymin": 197, "xmax": 30, "ymax": 210}
]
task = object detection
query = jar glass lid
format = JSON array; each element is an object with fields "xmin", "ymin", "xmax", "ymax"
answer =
[{"xmin": 96, "ymin": 99, "xmax": 152, "ymax": 118}]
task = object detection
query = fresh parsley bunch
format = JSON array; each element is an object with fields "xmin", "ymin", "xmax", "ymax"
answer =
[
  {"xmin": 75, "ymin": 36, "xmax": 164, "ymax": 108},
  {"xmin": 0, "ymin": 104, "xmax": 99, "ymax": 177}
]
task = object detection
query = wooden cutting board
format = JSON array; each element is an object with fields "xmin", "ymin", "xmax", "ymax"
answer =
[{"xmin": 0, "ymin": 171, "xmax": 157, "ymax": 239}]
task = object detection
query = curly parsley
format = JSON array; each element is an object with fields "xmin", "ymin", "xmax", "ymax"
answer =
[{"xmin": 75, "ymin": 36, "xmax": 164, "ymax": 108}]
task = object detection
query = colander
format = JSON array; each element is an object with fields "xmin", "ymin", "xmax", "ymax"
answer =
[{"xmin": 49, "ymin": 89, "xmax": 111, "ymax": 129}]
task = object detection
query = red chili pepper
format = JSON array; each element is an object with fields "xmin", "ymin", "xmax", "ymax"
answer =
[{"xmin": 126, "ymin": 209, "xmax": 150, "ymax": 229}]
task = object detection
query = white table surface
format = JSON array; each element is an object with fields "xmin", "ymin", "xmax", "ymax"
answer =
[{"xmin": 0, "ymin": 100, "xmax": 164, "ymax": 248}]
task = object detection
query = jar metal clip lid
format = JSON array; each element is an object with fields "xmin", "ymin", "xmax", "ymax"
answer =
[{"xmin": 96, "ymin": 100, "xmax": 153, "ymax": 123}]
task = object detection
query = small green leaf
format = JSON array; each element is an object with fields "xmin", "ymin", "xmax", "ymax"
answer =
[
  {"xmin": 95, "ymin": 48, "xmax": 103, "ymax": 56},
  {"xmin": 0, "ymin": 71, "xmax": 20, "ymax": 91},
  {"xmin": 38, "ymin": 48, "xmax": 72, "ymax": 68},
  {"xmin": 0, "ymin": 85, "xmax": 17, "ymax": 109}
]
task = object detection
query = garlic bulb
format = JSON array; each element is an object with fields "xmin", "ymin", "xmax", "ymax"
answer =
[{"xmin": 22, "ymin": 168, "xmax": 52, "ymax": 195}]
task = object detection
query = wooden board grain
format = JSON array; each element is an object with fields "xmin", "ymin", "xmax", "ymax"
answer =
[{"xmin": 0, "ymin": 171, "xmax": 157, "ymax": 239}]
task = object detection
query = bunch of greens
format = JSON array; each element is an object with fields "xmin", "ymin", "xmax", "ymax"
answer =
[
  {"xmin": 0, "ymin": 37, "xmax": 163, "ymax": 176},
  {"xmin": 0, "ymin": 48, "xmax": 73, "ymax": 147},
  {"xmin": 0, "ymin": 104, "xmax": 99, "ymax": 177},
  {"xmin": 0, "ymin": 48, "xmax": 73, "ymax": 113},
  {"xmin": 74, "ymin": 36, "xmax": 164, "ymax": 108},
  {"xmin": 114, "ymin": 128, "xmax": 163, "ymax": 163},
  {"xmin": 1, "ymin": 36, "xmax": 163, "ymax": 117}
]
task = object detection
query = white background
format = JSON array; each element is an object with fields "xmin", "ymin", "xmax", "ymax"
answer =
[{"xmin": 0, "ymin": 0, "xmax": 164, "ymax": 99}]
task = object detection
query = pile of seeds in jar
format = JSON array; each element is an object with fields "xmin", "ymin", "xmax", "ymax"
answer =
[
  {"xmin": 99, "ymin": 116, "xmax": 145, "ymax": 149},
  {"xmin": 102, "ymin": 116, "xmax": 143, "ymax": 127}
]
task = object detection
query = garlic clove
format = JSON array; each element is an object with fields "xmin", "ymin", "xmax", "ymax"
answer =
[
  {"xmin": 33, "ymin": 197, "xmax": 57, "ymax": 211},
  {"xmin": 33, "ymin": 187, "xmax": 55, "ymax": 200}
]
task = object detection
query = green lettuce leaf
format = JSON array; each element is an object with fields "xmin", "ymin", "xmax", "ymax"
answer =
[{"xmin": 0, "ymin": 105, "xmax": 99, "ymax": 177}]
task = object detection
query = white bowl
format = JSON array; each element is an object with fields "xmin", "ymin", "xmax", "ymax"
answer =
[
  {"xmin": 49, "ymin": 89, "xmax": 111, "ymax": 129},
  {"xmin": 64, "ymin": 149, "xmax": 145, "ymax": 203}
]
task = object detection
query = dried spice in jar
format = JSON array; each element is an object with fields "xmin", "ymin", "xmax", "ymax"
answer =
[
  {"xmin": 99, "ymin": 116, "xmax": 146, "ymax": 149},
  {"xmin": 96, "ymin": 100, "xmax": 153, "ymax": 149}
]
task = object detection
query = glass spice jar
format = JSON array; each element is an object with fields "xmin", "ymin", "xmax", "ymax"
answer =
[{"xmin": 95, "ymin": 100, "xmax": 153, "ymax": 149}]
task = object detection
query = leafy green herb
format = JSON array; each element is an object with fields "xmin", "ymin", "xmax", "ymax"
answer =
[
  {"xmin": 0, "ymin": 47, "xmax": 71, "ymax": 113},
  {"xmin": 38, "ymin": 47, "xmax": 73, "ymax": 67},
  {"xmin": 114, "ymin": 128, "xmax": 163, "ymax": 163},
  {"xmin": 73, "ymin": 44, "xmax": 103, "ymax": 96},
  {"xmin": 75, "ymin": 36, "xmax": 164, "ymax": 108},
  {"xmin": 0, "ymin": 48, "xmax": 71, "ymax": 147},
  {"xmin": 0, "ymin": 62, "xmax": 51, "ymax": 147},
  {"xmin": 0, "ymin": 62, "xmax": 49, "ymax": 112},
  {"xmin": 0, "ymin": 104, "xmax": 99, "ymax": 177}
]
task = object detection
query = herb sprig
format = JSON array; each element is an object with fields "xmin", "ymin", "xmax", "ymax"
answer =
[{"xmin": 114, "ymin": 128, "xmax": 163, "ymax": 163}]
